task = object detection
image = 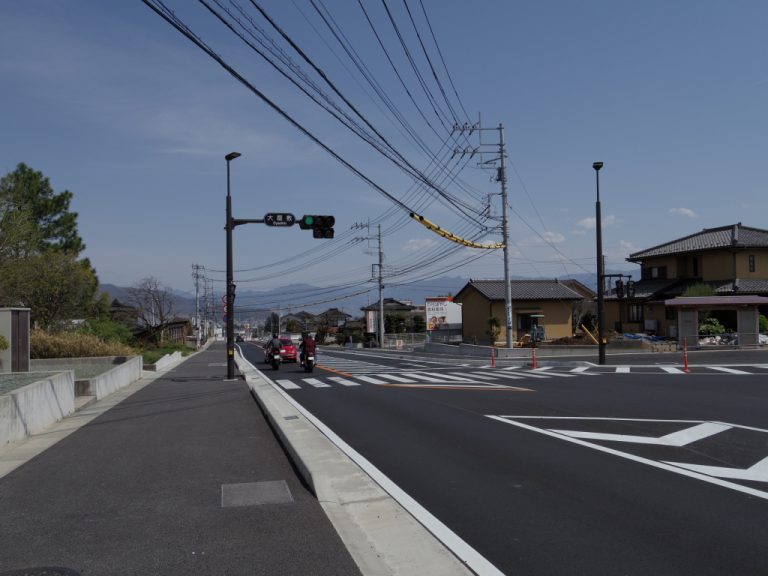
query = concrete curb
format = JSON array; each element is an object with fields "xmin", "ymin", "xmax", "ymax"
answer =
[{"xmin": 236, "ymin": 353, "xmax": 480, "ymax": 576}]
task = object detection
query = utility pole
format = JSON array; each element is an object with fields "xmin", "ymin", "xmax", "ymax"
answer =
[
  {"xmin": 192, "ymin": 264, "xmax": 203, "ymax": 349},
  {"xmin": 353, "ymin": 221, "xmax": 386, "ymax": 347},
  {"xmin": 453, "ymin": 121, "xmax": 514, "ymax": 347}
]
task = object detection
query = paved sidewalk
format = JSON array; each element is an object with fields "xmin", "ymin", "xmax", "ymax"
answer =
[{"xmin": 0, "ymin": 342, "xmax": 360, "ymax": 576}]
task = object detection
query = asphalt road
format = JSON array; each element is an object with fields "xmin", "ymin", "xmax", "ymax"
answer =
[{"xmin": 241, "ymin": 343, "xmax": 768, "ymax": 576}]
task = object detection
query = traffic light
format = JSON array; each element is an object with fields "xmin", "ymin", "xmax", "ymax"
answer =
[
  {"xmin": 299, "ymin": 215, "xmax": 335, "ymax": 238},
  {"xmin": 615, "ymin": 279, "xmax": 624, "ymax": 298}
]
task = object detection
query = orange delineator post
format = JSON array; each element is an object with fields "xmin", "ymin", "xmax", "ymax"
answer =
[
  {"xmin": 532, "ymin": 347, "xmax": 537, "ymax": 369},
  {"xmin": 683, "ymin": 337, "xmax": 690, "ymax": 373},
  {"xmin": 491, "ymin": 347, "xmax": 496, "ymax": 368}
]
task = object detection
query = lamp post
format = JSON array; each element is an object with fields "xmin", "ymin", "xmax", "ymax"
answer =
[
  {"xmin": 593, "ymin": 161, "xmax": 606, "ymax": 365},
  {"xmin": 225, "ymin": 151, "xmax": 241, "ymax": 380}
]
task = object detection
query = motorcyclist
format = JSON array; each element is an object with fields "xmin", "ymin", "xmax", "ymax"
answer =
[
  {"xmin": 266, "ymin": 333, "xmax": 282, "ymax": 358},
  {"xmin": 299, "ymin": 332, "xmax": 317, "ymax": 366}
]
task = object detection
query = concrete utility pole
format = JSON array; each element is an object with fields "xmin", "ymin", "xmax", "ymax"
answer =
[
  {"xmin": 593, "ymin": 161, "xmax": 606, "ymax": 365},
  {"xmin": 192, "ymin": 264, "xmax": 203, "ymax": 349},
  {"xmin": 378, "ymin": 224, "xmax": 385, "ymax": 348},
  {"xmin": 453, "ymin": 121, "xmax": 514, "ymax": 346}
]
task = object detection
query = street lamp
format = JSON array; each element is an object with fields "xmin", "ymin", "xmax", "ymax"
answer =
[
  {"xmin": 593, "ymin": 161, "xmax": 606, "ymax": 365},
  {"xmin": 225, "ymin": 151, "xmax": 241, "ymax": 380}
]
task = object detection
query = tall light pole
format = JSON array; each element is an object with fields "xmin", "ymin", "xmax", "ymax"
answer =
[
  {"xmin": 593, "ymin": 161, "xmax": 606, "ymax": 365},
  {"xmin": 225, "ymin": 151, "xmax": 241, "ymax": 380}
]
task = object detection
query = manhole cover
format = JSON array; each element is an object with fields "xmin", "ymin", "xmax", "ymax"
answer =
[{"xmin": 1, "ymin": 569, "xmax": 81, "ymax": 576}]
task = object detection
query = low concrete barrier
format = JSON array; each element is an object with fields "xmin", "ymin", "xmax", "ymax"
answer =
[
  {"xmin": 0, "ymin": 371, "xmax": 75, "ymax": 446},
  {"xmin": 87, "ymin": 356, "xmax": 143, "ymax": 400},
  {"xmin": 144, "ymin": 351, "xmax": 182, "ymax": 372},
  {"xmin": 424, "ymin": 341, "xmax": 646, "ymax": 359}
]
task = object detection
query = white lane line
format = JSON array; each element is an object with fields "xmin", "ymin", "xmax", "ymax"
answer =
[
  {"xmin": 327, "ymin": 376, "xmax": 360, "ymax": 387},
  {"xmin": 275, "ymin": 379, "xmax": 301, "ymax": 390},
  {"xmin": 660, "ymin": 366, "xmax": 686, "ymax": 374},
  {"xmin": 377, "ymin": 374, "xmax": 418, "ymax": 383},
  {"xmin": 571, "ymin": 366, "xmax": 590, "ymax": 373},
  {"xmin": 355, "ymin": 375, "xmax": 390, "ymax": 385},
  {"xmin": 303, "ymin": 378, "xmax": 331, "ymax": 388},
  {"xmin": 707, "ymin": 366, "xmax": 752, "ymax": 375},
  {"xmin": 616, "ymin": 366, "xmax": 631, "ymax": 373}
]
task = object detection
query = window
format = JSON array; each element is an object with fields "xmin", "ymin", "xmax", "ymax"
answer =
[
  {"xmin": 692, "ymin": 257, "xmax": 699, "ymax": 277},
  {"xmin": 749, "ymin": 254, "xmax": 756, "ymax": 273},
  {"xmin": 628, "ymin": 304, "xmax": 644, "ymax": 323},
  {"xmin": 644, "ymin": 266, "xmax": 667, "ymax": 280}
]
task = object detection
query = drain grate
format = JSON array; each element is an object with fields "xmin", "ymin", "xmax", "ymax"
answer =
[{"xmin": 221, "ymin": 480, "xmax": 294, "ymax": 507}]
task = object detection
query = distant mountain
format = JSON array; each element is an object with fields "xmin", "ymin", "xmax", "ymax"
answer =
[{"xmin": 99, "ymin": 268, "xmax": 639, "ymax": 325}]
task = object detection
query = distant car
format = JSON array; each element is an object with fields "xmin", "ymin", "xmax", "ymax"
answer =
[{"xmin": 278, "ymin": 337, "xmax": 298, "ymax": 362}]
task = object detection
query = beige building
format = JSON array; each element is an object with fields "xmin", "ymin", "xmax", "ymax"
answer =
[
  {"xmin": 606, "ymin": 223, "xmax": 768, "ymax": 336},
  {"xmin": 453, "ymin": 279, "xmax": 593, "ymax": 345}
]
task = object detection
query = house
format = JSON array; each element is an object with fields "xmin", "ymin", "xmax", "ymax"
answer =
[
  {"xmin": 315, "ymin": 307, "xmax": 352, "ymax": 329},
  {"xmin": 606, "ymin": 223, "xmax": 768, "ymax": 336},
  {"xmin": 361, "ymin": 298, "xmax": 422, "ymax": 334},
  {"xmin": 453, "ymin": 279, "xmax": 593, "ymax": 345}
]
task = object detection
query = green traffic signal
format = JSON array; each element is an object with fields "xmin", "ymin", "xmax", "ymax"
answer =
[{"xmin": 300, "ymin": 214, "xmax": 334, "ymax": 238}]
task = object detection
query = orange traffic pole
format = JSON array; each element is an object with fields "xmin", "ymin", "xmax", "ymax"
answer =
[
  {"xmin": 683, "ymin": 337, "xmax": 690, "ymax": 373},
  {"xmin": 491, "ymin": 347, "xmax": 496, "ymax": 368},
  {"xmin": 532, "ymin": 347, "xmax": 537, "ymax": 369}
]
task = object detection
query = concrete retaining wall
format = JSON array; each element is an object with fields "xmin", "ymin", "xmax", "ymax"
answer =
[
  {"xmin": 88, "ymin": 356, "xmax": 143, "ymax": 400},
  {"xmin": 424, "ymin": 341, "xmax": 643, "ymax": 358},
  {"xmin": 0, "ymin": 371, "xmax": 75, "ymax": 446},
  {"xmin": 145, "ymin": 351, "xmax": 182, "ymax": 372}
]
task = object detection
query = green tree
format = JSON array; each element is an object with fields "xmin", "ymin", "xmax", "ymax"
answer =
[
  {"xmin": 0, "ymin": 251, "xmax": 99, "ymax": 329},
  {"xmin": 0, "ymin": 163, "xmax": 85, "ymax": 254},
  {"xmin": 411, "ymin": 315, "xmax": 426, "ymax": 333}
]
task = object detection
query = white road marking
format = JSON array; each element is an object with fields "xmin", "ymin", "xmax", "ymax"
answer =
[
  {"xmin": 549, "ymin": 421, "xmax": 732, "ymax": 446},
  {"xmin": 660, "ymin": 366, "xmax": 686, "ymax": 374},
  {"xmin": 707, "ymin": 366, "xmax": 751, "ymax": 375},
  {"xmin": 616, "ymin": 366, "xmax": 631, "ymax": 373},
  {"xmin": 570, "ymin": 366, "xmax": 590, "ymax": 373},
  {"xmin": 664, "ymin": 456, "xmax": 768, "ymax": 482},
  {"xmin": 456, "ymin": 372, "xmax": 500, "ymax": 381},
  {"xmin": 419, "ymin": 372, "xmax": 475, "ymax": 382},
  {"xmin": 529, "ymin": 369, "xmax": 576, "ymax": 378},
  {"xmin": 487, "ymin": 416, "xmax": 768, "ymax": 502},
  {"xmin": 276, "ymin": 379, "xmax": 301, "ymax": 390},
  {"xmin": 481, "ymin": 371, "xmax": 525, "ymax": 380},
  {"xmin": 327, "ymin": 376, "xmax": 360, "ymax": 387},
  {"xmin": 403, "ymin": 373, "xmax": 452, "ymax": 383},
  {"xmin": 303, "ymin": 378, "xmax": 331, "ymax": 388},
  {"xmin": 355, "ymin": 375, "xmax": 390, "ymax": 385},
  {"xmin": 377, "ymin": 374, "xmax": 418, "ymax": 383}
]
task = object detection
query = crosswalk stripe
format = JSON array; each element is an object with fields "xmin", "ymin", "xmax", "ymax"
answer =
[
  {"xmin": 616, "ymin": 366, "xmax": 631, "ymax": 373},
  {"xmin": 403, "ymin": 373, "xmax": 451, "ymax": 382},
  {"xmin": 530, "ymin": 369, "xmax": 576, "ymax": 378},
  {"xmin": 355, "ymin": 375, "xmax": 390, "ymax": 384},
  {"xmin": 378, "ymin": 374, "xmax": 417, "ymax": 383},
  {"xmin": 453, "ymin": 372, "xmax": 500, "ymax": 381},
  {"xmin": 479, "ymin": 371, "xmax": 525, "ymax": 380},
  {"xmin": 327, "ymin": 376, "xmax": 361, "ymax": 386},
  {"xmin": 570, "ymin": 366, "xmax": 590, "ymax": 373},
  {"xmin": 276, "ymin": 379, "xmax": 301, "ymax": 390},
  {"xmin": 420, "ymin": 372, "xmax": 475, "ymax": 382},
  {"xmin": 303, "ymin": 378, "xmax": 331, "ymax": 388},
  {"xmin": 707, "ymin": 366, "xmax": 751, "ymax": 375},
  {"xmin": 661, "ymin": 366, "xmax": 686, "ymax": 374}
]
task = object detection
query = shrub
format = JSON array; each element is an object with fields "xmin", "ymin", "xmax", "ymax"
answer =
[
  {"xmin": 699, "ymin": 317, "xmax": 726, "ymax": 336},
  {"xmin": 141, "ymin": 342, "xmax": 189, "ymax": 365},
  {"xmin": 0, "ymin": 334, "xmax": 8, "ymax": 351},
  {"xmin": 760, "ymin": 314, "xmax": 768, "ymax": 333},
  {"xmin": 77, "ymin": 318, "xmax": 134, "ymax": 346},
  {"xmin": 31, "ymin": 330, "xmax": 136, "ymax": 358}
]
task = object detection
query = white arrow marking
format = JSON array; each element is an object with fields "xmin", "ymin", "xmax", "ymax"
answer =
[
  {"xmin": 664, "ymin": 456, "xmax": 768, "ymax": 482},
  {"xmin": 548, "ymin": 421, "xmax": 732, "ymax": 446}
]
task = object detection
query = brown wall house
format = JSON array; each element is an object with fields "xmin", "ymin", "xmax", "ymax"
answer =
[
  {"xmin": 605, "ymin": 223, "xmax": 768, "ymax": 336},
  {"xmin": 454, "ymin": 279, "xmax": 593, "ymax": 346}
]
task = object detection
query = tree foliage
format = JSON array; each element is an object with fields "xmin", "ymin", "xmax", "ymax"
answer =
[
  {"xmin": 0, "ymin": 164, "xmax": 98, "ymax": 328},
  {"xmin": 127, "ymin": 277, "xmax": 175, "ymax": 344}
]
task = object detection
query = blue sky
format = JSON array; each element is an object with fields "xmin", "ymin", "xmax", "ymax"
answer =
[{"xmin": 2, "ymin": 1, "xmax": 766, "ymax": 308}]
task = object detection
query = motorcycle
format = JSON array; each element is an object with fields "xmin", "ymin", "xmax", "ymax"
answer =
[
  {"xmin": 270, "ymin": 348, "xmax": 282, "ymax": 371},
  {"xmin": 301, "ymin": 353, "xmax": 315, "ymax": 373}
]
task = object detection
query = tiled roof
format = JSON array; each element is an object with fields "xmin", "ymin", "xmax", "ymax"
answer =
[
  {"xmin": 628, "ymin": 223, "xmax": 768, "ymax": 261},
  {"xmin": 455, "ymin": 279, "xmax": 586, "ymax": 302},
  {"xmin": 606, "ymin": 278, "xmax": 768, "ymax": 300}
]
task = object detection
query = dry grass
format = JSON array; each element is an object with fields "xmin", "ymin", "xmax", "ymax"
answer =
[{"xmin": 31, "ymin": 330, "xmax": 136, "ymax": 358}]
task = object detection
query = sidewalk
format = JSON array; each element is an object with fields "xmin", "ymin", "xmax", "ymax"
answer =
[{"xmin": 0, "ymin": 342, "xmax": 360, "ymax": 576}]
